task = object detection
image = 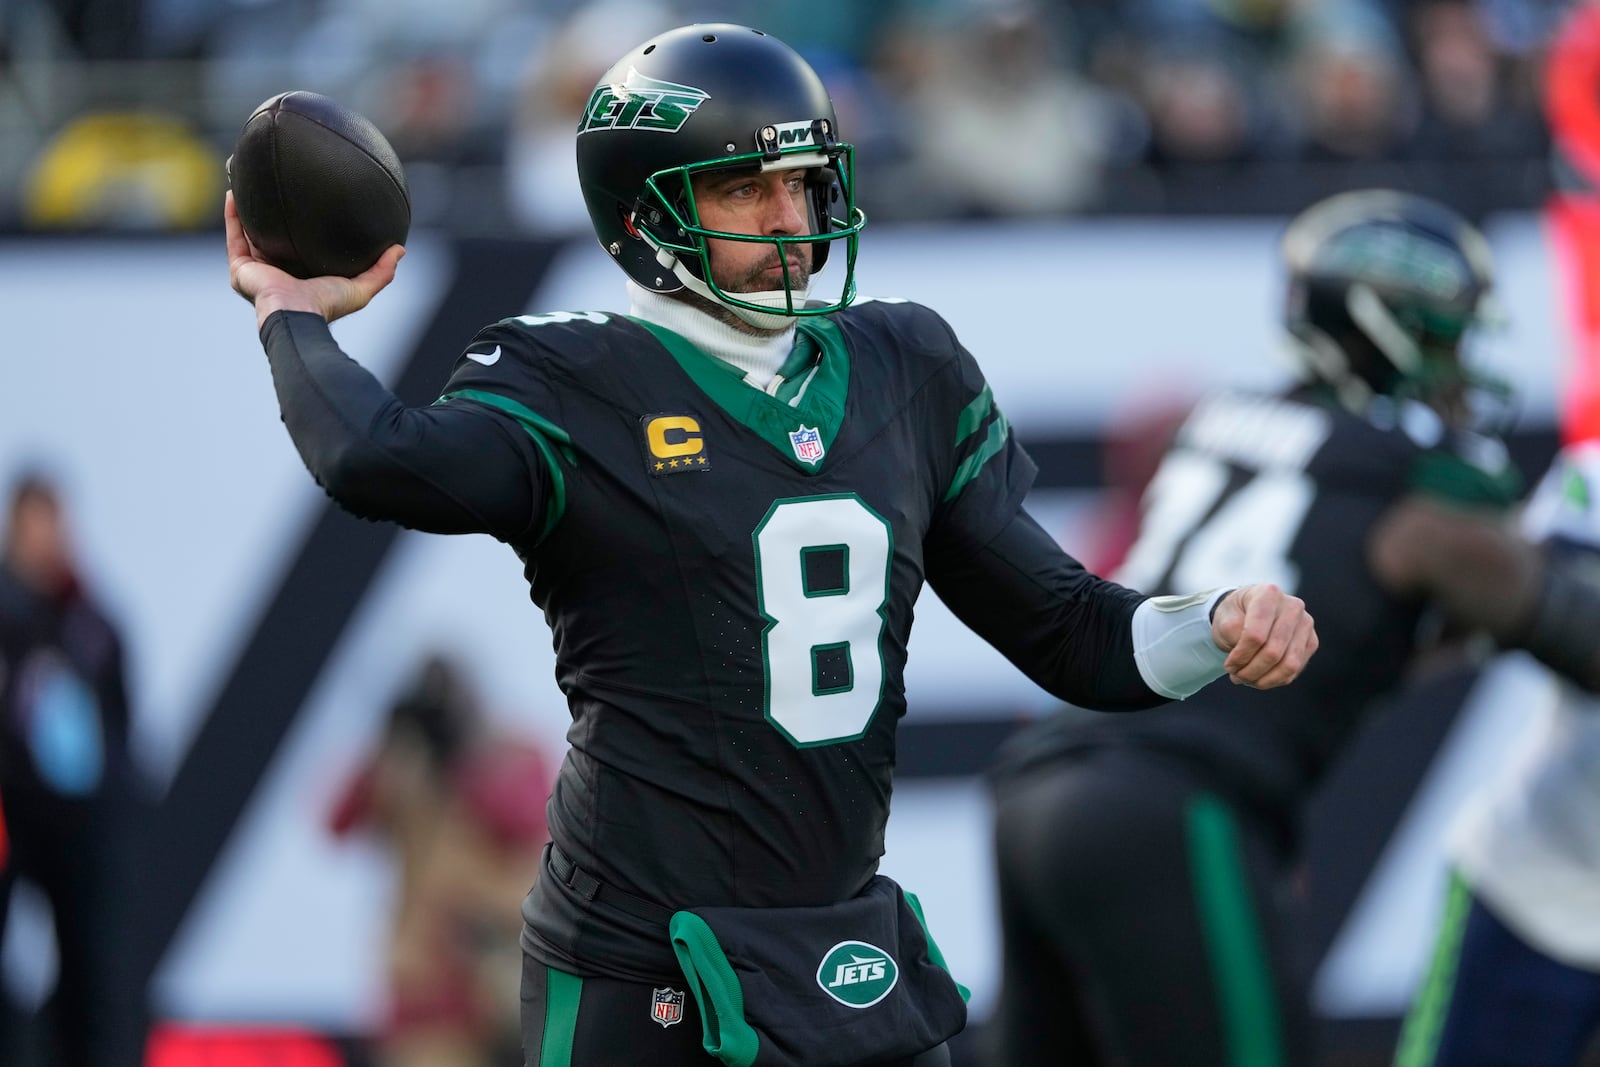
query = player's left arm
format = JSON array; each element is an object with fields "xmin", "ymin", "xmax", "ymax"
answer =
[
  {"xmin": 927, "ymin": 507, "xmax": 1155, "ymax": 709},
  {"xmin": 927, "ymin": 508, "xmax": 1316, "ymax": 709}
]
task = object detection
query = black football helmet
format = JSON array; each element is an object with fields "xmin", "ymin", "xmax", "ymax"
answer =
[
  {"xmin": 1281, "ymin": 189, "xmax": 1505, "ymax": 419},
  {"xmin": 575, "ymin": 24, "xmax": 865, "ymax": 328}
]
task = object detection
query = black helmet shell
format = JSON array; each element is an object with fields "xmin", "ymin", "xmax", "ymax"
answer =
[
  {"xmin": 1282, "ymin": 189, "xmax": 1495, "ymax": 402},
  {"xmin": 575, "ymin": 24, "xmax": 862, "ymax": 316}
]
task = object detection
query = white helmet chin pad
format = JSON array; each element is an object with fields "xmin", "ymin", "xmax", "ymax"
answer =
[{"xmin": 675, "ymin": 263, "xmax": 812, "ymax": 332}]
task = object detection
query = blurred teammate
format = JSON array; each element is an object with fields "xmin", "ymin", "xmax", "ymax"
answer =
[
  {"xmin": 988, "ymin": 189, "xmax": 1600, "ymax": 1066},
  {"xmin": 1395, "ymin": 443, "xmax": 1600, "ymax": 1067},
  {"xmin": 226, "ymin": 23, "xmax": 1316, "ymax": 1066},
  {"xmin": 0, "ymin": 471, "xmax": 146, "ymax": 1067}
]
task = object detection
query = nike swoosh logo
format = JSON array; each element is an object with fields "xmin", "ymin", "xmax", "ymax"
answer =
[{"xmin": 466, "ymin": 345, "xmax": 501, "ymax": 366}]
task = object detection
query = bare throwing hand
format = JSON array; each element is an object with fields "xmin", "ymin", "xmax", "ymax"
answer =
[
  {"xmin": 1210, "ymin": 584, "xmax": 1318, "ymax": 688},
  {"xmin": 225, "ymin": 190, "xmax": 404, "ymax": 330}
]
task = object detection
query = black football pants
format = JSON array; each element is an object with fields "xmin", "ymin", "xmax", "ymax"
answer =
[
  {"xmin": 521, "ymin": 957, "xmax": 952, "ymax": 1067},
  {"xmin": 988, "ymin": 746, "xmax": 1310, "ymax": 1067}
]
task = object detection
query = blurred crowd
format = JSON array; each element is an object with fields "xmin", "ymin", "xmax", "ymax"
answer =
[{"xmin": 0, "ymin": 0, "xmax": 1574, "ymax": 232}]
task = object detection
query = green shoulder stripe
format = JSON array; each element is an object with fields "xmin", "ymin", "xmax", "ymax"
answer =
[
  {"xmin": 435, "ymin": 388, "xmax": 574, "ymax": 542},
  {"xmin": 955, "ymin": 385, "xmax": 995, "ymax": 446},
  {"xmin": 943, "ymin": 402, "xmax": 1011, "ymax": 503}
]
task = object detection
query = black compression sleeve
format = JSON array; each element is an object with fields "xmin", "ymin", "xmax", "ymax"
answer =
[
  {"xmin": 1511, "ymin": 560, "xmax": 1600, "ymax": 693},
  {"xmin": 926, "ymin": 508, "xmax": 1163, "ymax": 711},
  {"xmin": 261, "ymin": 310, "xmax": 545, "ymax": 539}
]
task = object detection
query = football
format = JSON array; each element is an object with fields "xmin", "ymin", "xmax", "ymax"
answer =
[{"xmin": 227, "ymin": 91, "xmax": 410, "ymax": 279}]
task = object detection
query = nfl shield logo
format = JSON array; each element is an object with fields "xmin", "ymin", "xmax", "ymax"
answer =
[
  {"xmin": 789, "ymin": 425, "xmax": 825, "ymax": 465},
  {"xmin": 651, "ymin": 986, "xmax": 685, "ymax": 1028}
]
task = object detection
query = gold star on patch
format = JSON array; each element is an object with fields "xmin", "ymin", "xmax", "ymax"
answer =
[{"xmin": 654, "ymin": 462, "xmax": 665, "ymax": 471}]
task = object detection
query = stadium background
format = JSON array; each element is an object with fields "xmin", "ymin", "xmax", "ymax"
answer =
[{"xmin": 0, "ymin": 0, "xmax": 1590, "ymax": 1063}]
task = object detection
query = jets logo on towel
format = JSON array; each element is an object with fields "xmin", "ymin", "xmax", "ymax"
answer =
[{"xmin": 817, "ymin": 940, "xmax": 899, "ymax": 1008}]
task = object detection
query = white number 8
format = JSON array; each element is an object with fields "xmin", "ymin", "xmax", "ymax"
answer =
[{"xmin": 753, "ymin": 495, "xmax": 891, "ymax": 746}]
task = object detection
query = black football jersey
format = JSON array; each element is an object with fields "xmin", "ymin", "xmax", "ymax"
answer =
[
  {"xmin": 1004, "ymin": 385, "xmax": 1522, "ymax": 828},
  {"xmin": 433, "ymin": 300, "xmax": 1034, "ymax": 979}
]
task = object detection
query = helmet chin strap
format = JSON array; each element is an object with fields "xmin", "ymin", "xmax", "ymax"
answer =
[
  {"xmin": 670, "ymin": 255, "xmax": 811, "ymax": 333},
  {"xmin": 640, "ymin": 224, "xmax": 812, "ymax": 332}
]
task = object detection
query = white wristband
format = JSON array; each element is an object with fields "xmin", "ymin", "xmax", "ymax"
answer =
[{"xmin": 1130, "ymin": 588, "xmax": 1231, "ymax": 700}]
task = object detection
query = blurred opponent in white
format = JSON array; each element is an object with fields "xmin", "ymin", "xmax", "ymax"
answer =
[{"xmin": 1399, "ymin": 442, "xmax": 1600, "ymax": 1067}]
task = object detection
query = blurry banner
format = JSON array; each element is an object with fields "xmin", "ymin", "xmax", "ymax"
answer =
[
  {"xmin": 146, "ymin": 1024, "xmax": 346, "ymax": 1067},
  {"xmin": 1546, "ymin": 198, "xmax": 1600, "ymax": 442},
  {"xmin": 1545, "ymin": 1, "xmax": 1600, "ymax": 444}
]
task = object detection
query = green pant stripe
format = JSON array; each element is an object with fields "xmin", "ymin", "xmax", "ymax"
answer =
[
  {"xmin": 1394, "ymin": 872, "xmax": 1473, "ymax": 1067},
  {"xmin": 540, "ymin": 966, "xmax": 583, "ymax": 1067},
  {"xmin": 1186, "ymin": 794, "xmax": 1285, "ymax": 1067}
]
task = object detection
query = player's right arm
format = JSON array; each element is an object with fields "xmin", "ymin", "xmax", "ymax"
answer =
[
  {"xmin": 227, "ymin": 192, "xmax": 545, "ymax": 541},
  {"xmin": 257, "ymin": 312, "xmax": 544, "ymax": 538}
]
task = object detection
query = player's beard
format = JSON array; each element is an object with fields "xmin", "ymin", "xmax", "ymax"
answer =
[
  {"xmin": 716, "ymin": 248, "xmax": 812, "ymax": 296},
  {"xmin": 689, "ymin": 244, "xmax": 814, "ymax": 335}
]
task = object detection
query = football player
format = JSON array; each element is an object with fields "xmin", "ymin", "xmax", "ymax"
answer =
[
  {"xmin": 987, "ymin": 190, "xmax": 1600, "ymax": 1066},
  {"xmin": 226, "ymin": 24, "xmax": 1317, "ymax": 1067},
  {"xmin": 1397, "ymin": 442, "xmax": 1600, "ymax": 1067}
]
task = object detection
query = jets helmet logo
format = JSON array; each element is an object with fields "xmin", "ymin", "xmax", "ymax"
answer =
[
  {"xmin": 816, "ymin": 940, "xmax": 899, "ymax": 1009},
  {"xmin": 579, "ymin": 69, "xmax": 710, "ymax": 134}
]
